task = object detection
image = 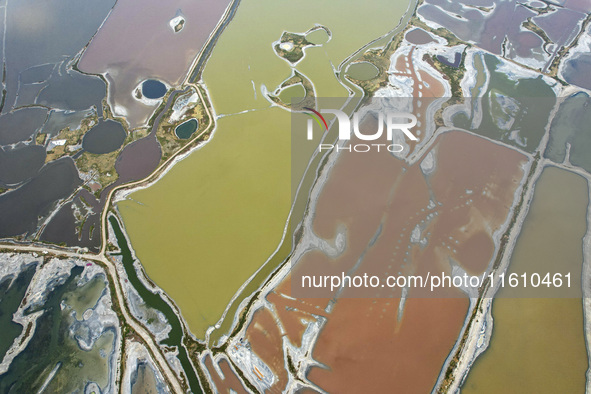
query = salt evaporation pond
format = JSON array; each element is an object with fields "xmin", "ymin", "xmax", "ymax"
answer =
[{"xmin": 82, "ymin": 120, "xmax": 127, "ymax": 154}]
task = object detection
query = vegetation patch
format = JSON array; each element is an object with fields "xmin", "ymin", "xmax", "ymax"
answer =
[
  {"xmin": 156, "ymin": 87, "xmax": 211, "ymax": 165},
  {"xmin": 547, "ymin": 13, "xmax": 591, "ymax": 77},
  {"xmin": 424, "ymin": 49, "xmax": 466, "ymax": 97},
  {"xmin": 44, "ymin": 112, "xmax": 98, "ymax": 163},
  {"xmin": 522, "ymin": 18, "xmax": 552, "ymax": 52},
  {"xmin": 273, "ymin": 31, "xmax": 314, "ymax": 64},
  {"xmin": 76, "ymin": 150, "xmax": 119, "ymax": 192},
  {"xmin": 35, "ymin": 133, "xmax": 47, "ymax": 145},
  {"xmin": 350, "ymin": 24, "xmax": 409, "ymax": 96}
]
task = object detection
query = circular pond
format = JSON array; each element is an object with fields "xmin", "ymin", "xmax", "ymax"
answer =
[
  {"xmin": 142, "ymin": 79, "xmax": 167, "ymax": 99},
  {"xmin": 279, "ymin": 84, "xmax": 306, "ymax": 105},
  {"xmin": 306, "ymin": 29, "xmax": 329, "ymax": 45},
  {"xmin": 82, "ymin": 120, "xmax": 126, "ymax": 154},
  {"xmin": 346, "ymin": 62, "xmax": 379, "ymax": 81}
]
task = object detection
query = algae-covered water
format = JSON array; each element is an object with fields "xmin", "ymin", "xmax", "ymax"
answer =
[
  {"xmin": 63, "ymin": 274, "xmax": 106, "ymax": 320},
  {"xmin": 109, "ymin": 216, "xmax": 203, "ymax": 394},
  {"xmin": 346, "ymin": 62, "xmax": 379, "ymax": 80},
  {"xmin": 306, "ymin": 29, "xmax": 330, "ymax": 45},
  {"xmin": 462, "ymin": 166, "xmax": 588, "ymax": 393},
  {"xmin": 118, "ymin": 0, "xmax": 413, "ymax": 339},
  {"xmin": 279, "ymin": 84, "xmax": 306, "ymax": 104}
]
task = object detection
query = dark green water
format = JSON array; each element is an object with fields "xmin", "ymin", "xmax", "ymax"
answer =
[
  {"xmin": 109, "ymin": 215, "xmax": 203, "ymax": 393},
  {"xmin": 174, "ymin": 118, "xmax": 198, "ymax": 139},
  {"xmin": 0, "ymin": 264, "xmax": 37, "ymax": 359},
  {"xmin": 0, "ymin": 266, "xmax": 85, "ymax": 392},
  {"xmin": 462, "ymin": 167, "xmax": 588, "ymax": 393}
]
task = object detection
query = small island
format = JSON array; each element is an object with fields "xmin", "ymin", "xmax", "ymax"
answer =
[{"xmin": 273, "ymin": 26, "xmax": 331, "ymax": 65}]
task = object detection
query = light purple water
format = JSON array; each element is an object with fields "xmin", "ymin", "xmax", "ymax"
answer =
[{"xmin": 79, "ymin": 0, "xmax": 232, "ymax": 128}]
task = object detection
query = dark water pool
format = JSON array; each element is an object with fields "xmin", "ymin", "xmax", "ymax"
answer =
[
  {"xmin": 82, "ymin": 120, "xmax": 126, "ymax": 154},
  {"xmin": 142, "ymin": 80, "xmax": 167, "ymax": 99},
  {"xmin": 174, "ymin": 119, "xmax": 198, "ymax": 139}
]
